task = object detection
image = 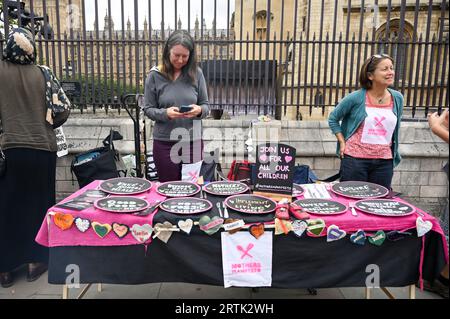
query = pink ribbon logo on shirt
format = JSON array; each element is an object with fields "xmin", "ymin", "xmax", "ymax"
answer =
[{"xmin": 237, "ymin": 243, "xmax": 254, "ymax": 259}]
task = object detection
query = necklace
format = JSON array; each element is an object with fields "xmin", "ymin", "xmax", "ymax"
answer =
[{"xmin": 370, "ymin": 91, "xmax": 388, "ymax": 104}]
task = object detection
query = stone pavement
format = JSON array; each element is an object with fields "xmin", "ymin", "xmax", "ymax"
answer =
[{"xmin": 0, "ymin": 266, "xmax": 443, "ymax": 299}]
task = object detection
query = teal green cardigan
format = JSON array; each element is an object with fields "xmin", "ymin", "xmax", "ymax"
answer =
[{"xmin": 328, "ymin": 88, "xmax": 404, "ymax": 167}]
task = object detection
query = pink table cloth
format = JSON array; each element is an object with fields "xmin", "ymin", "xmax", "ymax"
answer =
[{"xmin": 35, "ymin": 180, "xmax": 166, "ymax": 248}]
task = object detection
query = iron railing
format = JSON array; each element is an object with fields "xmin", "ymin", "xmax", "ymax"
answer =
[{"xmin": 0, "ymin": 0, "xmax": 448, "ymax": 119}]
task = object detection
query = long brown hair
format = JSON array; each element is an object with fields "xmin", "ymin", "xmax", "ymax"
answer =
[
  {"xmin": 359, "ymin": 54, "xmax": 394, "ymax": 89},
  {"xmin": 160, "ymin": 30, "xmax": 197, "ymax": 83}
]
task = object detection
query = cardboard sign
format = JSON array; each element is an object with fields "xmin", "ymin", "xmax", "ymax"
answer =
[
  {"xmin": 100, "ymin": 177, "xmax": 152, "ymax": 195},
  {"xmin": 94, "ymin": 196, "xmax": 149, "ymax": 213},
  {"xmin": 225, "ymin": 195, "xmax": 277, "ymax": 215},
  {"xmin": 331, "ymin": 181, "xmax": 389, "ymax": 199},
  {"xmin": 54, "ymin": 127, "xmax": 68, "ymax": 158},
  {"xmin": 156, "ymin": 181, "xmax": 200, "ymax": 197},
  {"xmin": 355, "ymin": 199, "xmax": 415, "ymax": 217},
  {"xmin": 293, "ymin": 199, "xmax": 348, "ymax": 215},
  {"xmin": 203, "ymin": 181, "xmax": 249, "ymax": 196},
  {"xmin": 160, "ymin": 198, "xmax": 213, "ymax": 215},
  {"xmin": 254, "ymin": 143, "xmax": 296, "ymax": 199}
]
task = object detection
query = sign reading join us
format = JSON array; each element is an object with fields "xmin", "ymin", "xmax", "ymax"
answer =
[{"xmin": 255, "ymin": 143, "xmax": 296, "ymax": 196}]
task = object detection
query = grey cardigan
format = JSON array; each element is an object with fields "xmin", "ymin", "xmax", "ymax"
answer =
[{"xmin": 143, "ymin": 67, "xmax": 209, "ymax": 142}]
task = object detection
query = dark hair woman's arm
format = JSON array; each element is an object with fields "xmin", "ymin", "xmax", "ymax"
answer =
[
  {"xmin": 143, "ymin": 72, "xmax": 170, "ymax": 122},
  {"xmin": 196, "ymin": 68, "xmax": 210, "ymax": 119}
]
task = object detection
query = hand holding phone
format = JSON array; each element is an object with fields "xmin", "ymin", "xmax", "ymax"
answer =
[{"xmin": 179, "ymin": 105, "xmax": 193, "ymax": 113}]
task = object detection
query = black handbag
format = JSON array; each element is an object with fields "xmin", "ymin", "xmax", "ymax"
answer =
[
  {"xmin": 71, "ymin": 130, "xmax": 120, "ymax": 188},
  {"xmin": 0, "ymin": 148, "xmax": 6, "ymax": 178}
]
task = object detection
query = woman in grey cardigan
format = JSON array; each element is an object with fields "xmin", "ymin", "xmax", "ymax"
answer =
[
  {"xmin": 328, "ymin": 54, "xmax": 403, "ymax": 189},
  {"xmin": 143, "ymin": 30, "xmax": 209, "ymax": 182}
]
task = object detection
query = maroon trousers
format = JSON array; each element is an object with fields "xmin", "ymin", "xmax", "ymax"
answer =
[{"xmin": 152, "ymin": 139, "xmax": 204, "ymax": 182}]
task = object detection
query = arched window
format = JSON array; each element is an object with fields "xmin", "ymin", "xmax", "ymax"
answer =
[
  {"xmin": 375, "ymin": 19, "xmax": 414, "ymax": 83},
  {"xmin": 253, "ymin": 10, "xmax": 274, "ymax": 40}
]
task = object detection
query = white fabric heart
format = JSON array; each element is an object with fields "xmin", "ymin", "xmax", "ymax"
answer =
[
  {"xmin": 131, "ymin": 224, "xmax": 153, "ymax": 244},
  {"xmin": 178, "ymin": 219, "xmax": 193, "ymax": 235},
  {"xmin": 416, "ymin": 217, "xmax": 432, "ymax": 237},
  {"xmin": 74, "ymin": 218, "xmax": 90, "ymax": 233}
]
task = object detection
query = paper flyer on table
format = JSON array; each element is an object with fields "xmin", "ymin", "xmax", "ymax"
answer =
[
  {"xmin": 301, "ymin": 183, "xmax": 332, "ymax": 199},
  {"xmin": 221, "ymin": 232, "xmax": 273, "ymax": 288}
]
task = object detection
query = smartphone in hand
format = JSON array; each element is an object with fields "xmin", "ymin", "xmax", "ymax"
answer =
[{"xmin": 179, "ymin": 105, "xmax": 193, "ymax": 113}]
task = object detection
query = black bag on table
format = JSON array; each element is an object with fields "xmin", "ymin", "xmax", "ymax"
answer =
[{"xmin": 71, "ymin": 130, "xmax": 122, "ymax": 188}]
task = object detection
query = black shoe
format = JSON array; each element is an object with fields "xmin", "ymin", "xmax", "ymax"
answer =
[
  {"xmin": 0, "ymin": 272, "xmax": 14, "ymax": 288},
  {"xmin": 27, "ymin": 263, "xmax": 48, "ymax": 282}
]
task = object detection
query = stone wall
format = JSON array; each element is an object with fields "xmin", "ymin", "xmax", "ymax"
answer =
[{"xmin": 58, "ymin": 118, "xmax": 449, "ymax": 216}]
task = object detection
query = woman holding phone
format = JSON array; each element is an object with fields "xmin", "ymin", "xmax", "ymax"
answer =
[{"xmin": 143, "ymin": 30, "xmax": 209, "ymax": 182}]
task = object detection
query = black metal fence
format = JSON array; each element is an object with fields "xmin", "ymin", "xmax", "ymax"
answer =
[{"xmin": 0, "ymin": 0, "xmax": 448, "ymax": 119}]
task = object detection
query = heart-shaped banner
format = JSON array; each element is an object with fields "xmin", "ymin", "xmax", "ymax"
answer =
[
  {"xmin": 154, "ymin": 222, "xmax": 175, "ymax": 243},
  {"xmin": 292, "ymin": 220, "xmax": 308, "ymax": 238},
  {"xmin": 92, "ymin": 222, "xmax": 112, "ymax": 238},
  {"xmin": 178, "ymin": 219, "xmax": 193, "ymax": 235},
  {"xmin": 199, "ymin": 216, "xmax": 224, "ymax": 235},
  {"xmin": 54, "ymin": 213, "xmax": 74, "ymax": 231},
  {"xmin": 387, "ymin": 230, "xmax": 413, "ymax": 242},
  {"xmin": 249, "ymin": 223, "xmax": 265, "ymax": 239},
  {"xmin": 416, "ymin": 217, "xmax": 433, "ymax": 237},
  {"xmin": 112, "ymin": 223, "xmax": 129, "ymax": 239},
  {"xmin": 350, "ymin": 230, "xmax": 366, "ymax": 246},
  {"xmin": 327, "ymin": 225, "xmax": 347, "ymax": 242},
  {"xmin": 306, "ymin": 219, "xmax": 326, "ymax": 237},
  {"xmin": 275, "ymin": 218, "xmax": 292, "ymax": 235},
  {"xmin": 131, "ymin": 224, "xmax": 153, "ymax": 244},
  {"xmin": 368, "ymin": 230, "xmax": 386, "ymax": 246},
  {"xmin": 74, "ymin": 217, "xmax": 91, "ymax": 233}
]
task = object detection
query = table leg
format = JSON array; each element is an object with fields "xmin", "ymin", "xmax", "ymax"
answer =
[
  {"xmin": 62, "ymin": 285, "xmax": 68, "ymax": 299},
  {"xmin": 381, "ymin": 287, "xmax": 395, "ymax": 299},
  {"xmin": 365, "ymin": 287, "xmax": 371, "ymax": 299},
  {"xmin": 77, "ymin": 283, "xmax": 92, "ymax": 299},
  {"xmin": 409, "ymin": 284, "xmax": 416, "ymax": 299},
  {"xmin": 98, "ymin": 283, "xmax": 103, "ymax": 293}
]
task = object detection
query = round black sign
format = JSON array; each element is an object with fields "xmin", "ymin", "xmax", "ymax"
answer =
[
  {"xmin": 156, "ymin": 181, "xmax": 200, "ymax": 197},
  {"xmin": 160, "ymin": 198, "xmax": 213, "ymax": 215},
  {"xmin": 225, "ymin": 195, "xmax": 277, "ymax": 215},
  {"xmin": 94, "ymin": 196, "xmax": 149, "ymax": 213},
  {"xmin": 355, "ymin": 199, "xmax": 416, "ymax": 217},
  {"xmin": 293, "ymin": 199, "xmax": 348, "ymax": 215},
  {"xmin": 293, "ymin": 184, "xmax": 305, "ymax": 197},
  {"xmin": 99, "ymin": 177, "xmax": 152, "ymax": 195},
  {"xmin": 331, "ymin": 181, "xmax": 389, "ymax": 199},
  {"xmin": 203, "ymin": 181, "xmax": 249, "ymax": 196}
]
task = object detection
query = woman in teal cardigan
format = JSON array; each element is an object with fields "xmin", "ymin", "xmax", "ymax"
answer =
[{"xmin": 328, "ymin": 54, "xmax": 403, "ymax": 189}]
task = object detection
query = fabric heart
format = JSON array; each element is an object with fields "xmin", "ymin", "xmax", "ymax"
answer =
[
  {"xmin": 291, "ymin": 220, "xmax": 308, "ymax": 238},
  {"xmin": 387, "ymin": 230, "xmax": 412, "ymax": 242},
  {"xmin": 74, "ymin": 217, "xmax": 90, "ymax": 233},
  {"xmin": 54, "ymin": 213, "xmax": 74, "ymax": 231},
  {"xmin": 259, "ymin": 154, "xmax": 268, "ymax": 162},
  {"xmin": 154, "ymin": 222, "xmax": 175, "ymax": 243},
  {"xmin": 199, "ymin": 216, "xmax": 224, "ymax": 235},
  {"xmin": 368, "ymin": 230, "xmax": 386, "ymax": 246},
  {"xmin": 131, "ymin": 224, "xmax": 153, "ymax": 244},
  {"xmin": 275, "ymin": 218, "xmax": 293, "ymax": 235},
  {"xmin": 285, "ymin": 156, "xmax": 293, "ymax": 163},
  {"xmin": 92, "ymin": 222, "xmax": 112, "ymax": 238},
  {"xmin": 249, "ymin": 223, "xmax": 265, "ymax": 239},
  {"xmin": 178, "ymin": 219, "xmax": 193, "ymax": 235},
  {"xmin": 307, "ymin": 219, "xmax": 326, "ymax": 237},
  {"xmin": 327, "ymin": 225, "xmax": 347, "ymax": 242},
  {"xmin": 350, "ymin": 230, "xmax": 366, "ymax": 246},
  {"xmin": 112, "ymin": 223, "xmax": 129, "ymax": 239},
  {"xmin": 416, "ymin": 217, "xmax": 433, "ymax": 237}
]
